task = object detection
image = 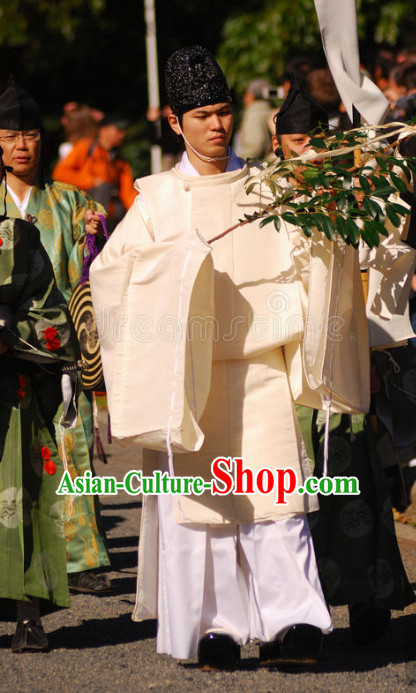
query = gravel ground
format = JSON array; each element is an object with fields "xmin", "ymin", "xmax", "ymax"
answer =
[{"xmin": 1, "ymin": 410, "xmax": 415, "ymax": 693}]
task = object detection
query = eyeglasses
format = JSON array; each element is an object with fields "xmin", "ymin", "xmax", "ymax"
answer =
[{"xmin": 0, "ymin": 130, "xmax": 41, "ymax": 143}]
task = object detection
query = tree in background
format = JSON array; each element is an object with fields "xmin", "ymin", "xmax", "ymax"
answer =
[
  {"xmin": 217, "ymin": 0, "xmax": 416, "ymax": 99},
  {"xmin": 0, "ymin": 0, "xmax": 415, "ymax": 177}
]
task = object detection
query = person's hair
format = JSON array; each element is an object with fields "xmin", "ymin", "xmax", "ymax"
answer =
[
  {"xmin": 396, "ymin": 61, "xmax": 416, "ymax": 91},
  {"xmin": 246, "ymin": 79, "xmax": 270, "ymax": 100},
  {"xmin": 306, "ymin": 68, "xmax": 340, "ymax": 113},
  {"xmin": 389, "ymin": 64, "xmax": 403, "ymax": 86},
  {"xmin": 396, "ymin": 47, "xmax": 416, "ymax": 64},
  {"xmin": 282, "ymin": 55, "xmax": 314, "ymax": 88},
  {"xmin": 373, "ymin": 49, "xmax": 396, "ymax": 81},
  {"xmin": 62, "ymin": 104, "xmax": 97, "ymax": 143}
]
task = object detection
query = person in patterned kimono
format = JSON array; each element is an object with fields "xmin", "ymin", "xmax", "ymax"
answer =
[
  {"xmin": 0, "ymin": 170, "xmax": 80, "ymax": 650},
  {"xmin": 0, "ymin": 76, "xmax": 111, "ymax": 593},
  {"xmin": 272, "ymin": 83, "xmax": 415, "ymax": 646}
]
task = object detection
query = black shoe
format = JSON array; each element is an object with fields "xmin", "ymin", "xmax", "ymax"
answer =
[
  {"xmin": 11, "ymin": 620, "xmax": 49, "ymax": 653},
  {"xmin": 68, "ymin": 571, "xmax": 112, "ymax": 594},
  {"xmin": 349, "ymin": 602, "xmax": 391, "ymax": 646},
  {"xmin": 259, "ymin": 624, "xmax": 323, "ymax": 668},
  {"xmin": 198, "ymin": 632, "xmax": 241, "ymax": 671}
]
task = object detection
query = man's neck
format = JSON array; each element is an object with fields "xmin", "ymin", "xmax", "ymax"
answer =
[
  {"xmin": 6, "ymin": 171, "xmax": 36, "ymax": 200},
  {"xmin": 97, "ymin": 134, "xmax": 112, "ymax": 152},
  {"xmin": 186, "ymin": 148, "xmax": 229, "ymax": 175}
]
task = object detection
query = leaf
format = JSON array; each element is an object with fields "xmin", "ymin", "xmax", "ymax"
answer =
[
  {"xmin": 297, "ymin": 197, "xmax": 319, "ymax": 210},
  {"xmin": 307, "ymin": 213, "xmax": 323, "ymax": 232},
  {"xmin": 321, "ymin": 214, "xmax": 336, "ymax": 240},
  {"xmin": 385, "ymin": 206, "xmax": 400, "ymax": 227},
  {"xmin": 282, "ymin": 212, "xmax": 297, "ymax": 224},
  {"xmin": 273, "ymin": 216, "xmax": 281, "ymax": 232},
  {"xmin": 336, "ymin": 192, "xmax": 350, "ymax": 214},
  {"xmin": 346, "ymin": 219, "xmax": 361, "ymax": 246},
  {"xmin": 364, "ymin": 219, "xmax": 388, "ymax": 243},
  {"xmin": 297, "ymin": 219, "xmax": 312, "ymax": 237},
  {"xmin": 348, "ymin": 210, "xmax": 366, "ymax": 221},
  {"xmin": 368, "ymin": 176, "xmax": 396, "ymax": 196},
  {"xmin": 363, "ymin": 197, "xmax": 383, "ymax": 219},
  {"xmin": 259, "ymin": 215, "xmax": 277, "ymax": 228},
  {"xmin": 406, "ymin": 158, "xmax": 416, "ymax": 173},
  {"xmin": 308, "ymin": 137, "xmax": 327, "ymax": 150},
  {"xmin": 390, "ymin": 171, "xmax": 408, "ymax": 193},
  {"xmin": 375, "ymin": 156, "xmax": 389, "ymax": 172},
  {"xmin": 335, "ymin": 216, "xmax": 349, "ymax": 242},
  {"xmin": 391, "ymin": 202, "xmax": 410, "ymax": 215},
  {"xmin": 392, "ymin": 158, "xmax": 412, "ymax": 182},
  {"xmin": 266, "ymin": 180, "xmax": 278, "ymax": 196},
  {"xmin": 360, "ymin": 228, "xmax": 377, "ymax": 249},
  {"xmin": 359, "ymin": 175, "xmax": 372, "ymax": 194}
]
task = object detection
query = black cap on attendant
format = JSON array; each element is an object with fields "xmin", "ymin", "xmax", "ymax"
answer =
[
  {"xmin": 99, "ymin": 112, "xmax": 129, "ymax": 130},
  {"xmin": 0, "ymin": 75, "xmax": 42, "ymax": 131},
  {"xmin": 165, "ymin": 45, "xmax": 231, "ymax": 115},
  {"xmin": 275, "ymin": 84, "xmax": 328, "ymax": 136}
]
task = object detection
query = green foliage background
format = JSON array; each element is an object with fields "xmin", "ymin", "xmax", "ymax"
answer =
[
  {"xmin": 0, "ymin": 0, "xmax": 415, "ymax": 177},
  {"xmin": 218, "ymin": 0, "xmax": 416, "ymax": 98}
]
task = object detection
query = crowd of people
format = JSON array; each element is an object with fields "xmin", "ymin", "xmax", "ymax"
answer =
[{"xmin": 0, "ymin": 40, "xmax": 416, "ymax": 674}]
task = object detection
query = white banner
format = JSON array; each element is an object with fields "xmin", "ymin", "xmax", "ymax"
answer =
[{"xmin": 314, "ymin": 0, "xmax": 389, "ymax": 125}]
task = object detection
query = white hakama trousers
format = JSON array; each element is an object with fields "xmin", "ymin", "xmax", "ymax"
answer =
[{"xmin": 156, "ymin": 493, "xmax": 332, "ymax": 660}]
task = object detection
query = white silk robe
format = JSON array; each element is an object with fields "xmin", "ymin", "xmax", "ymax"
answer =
[{"xmin": 90, "ymin": 162, "xmax": 371, "ymax": 524}]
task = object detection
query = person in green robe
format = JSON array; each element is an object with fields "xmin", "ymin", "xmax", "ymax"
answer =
[
  {"xmin": 273, "ymin": 84, "xmax": 415, "ymax": 646},
  {"xmin": 0, "ymin": 183, "xmax": 81, "ymax": 649},
  {"xmin": 0, "ymin": 76, "xmax": 111, "ymax": 593}
]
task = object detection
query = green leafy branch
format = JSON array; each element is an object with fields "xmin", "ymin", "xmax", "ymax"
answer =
[
  {"xmin": 208, "ymin": 121, "xmax": 416, "ymax": 248},
  {"xmin": 252, "ymin": 122, "xmax": 416, "ymax": 248}
]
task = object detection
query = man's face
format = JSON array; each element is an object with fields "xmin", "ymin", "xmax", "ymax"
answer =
[
  {"xmin": 169, "ymin": 102, "xmax": 233, "ymax": 159},
  {"xmin": 275, "ymin": 133, "xmax": 312, "ymax": 159},
  {"xmin": 0, "ymin": 129, "xmax": 41, "ymax": 180},
  {"xmin": 99, "ymin": 124, "xmax": 126, "ymax": 150}
]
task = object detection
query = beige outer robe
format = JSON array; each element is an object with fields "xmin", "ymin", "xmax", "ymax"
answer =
[{"xmin": 90, "ymin": 163, "xmax": 371, "ymax": 524}]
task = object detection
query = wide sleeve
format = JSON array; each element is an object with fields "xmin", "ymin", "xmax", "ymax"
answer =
[
  {"xmin": 365, "ymin": 200, "xmax": 416, "ymax": 347},
  {"xmin": 285, "ymin": 226, "xmax": 371, "ymax": 414},
  {"xmin": 90, "ymin": 201, "xmax": 215, "ymax": 452},
  {"xmin": 0, "ymin": 218, "xmax": 79, "ymax": 364},
  {"xmin": 61, "ymin": 186, "xmax": 106, "ymax": 298}
]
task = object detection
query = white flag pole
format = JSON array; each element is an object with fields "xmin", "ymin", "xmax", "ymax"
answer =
[{"xmin": 144, "ymin": 0, "xmax": 162, "ymax": 173}]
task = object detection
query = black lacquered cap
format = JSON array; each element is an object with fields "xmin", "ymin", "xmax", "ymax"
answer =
[
  {"xmin": 0, "ymin": 75, "xmax": 42, "ymax": 131},
  {"xmin": 165, "ymin": 45, "xmax": 231, "ymax": 115},
  {"xmin": 275, "ymin": 84, "xmax": 328, "ymax": 135}
]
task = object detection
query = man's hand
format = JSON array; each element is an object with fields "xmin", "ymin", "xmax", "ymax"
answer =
[{"xmin": 85, "ymin": 209, "xmax": 105, "ymax": 236}]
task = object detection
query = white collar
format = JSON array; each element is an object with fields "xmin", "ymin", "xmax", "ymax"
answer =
[
  {"xmin": 5, "ymin": 184, "xmax": 32, "ymax": 219},
  {"xmin": 179, "ymin": 148, "xmax": 244, "ymax": 176}
]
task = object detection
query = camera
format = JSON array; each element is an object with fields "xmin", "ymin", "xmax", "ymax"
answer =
[{"xmin": 262, "ymin": 86, "xmax": 285, "ymax": 100}]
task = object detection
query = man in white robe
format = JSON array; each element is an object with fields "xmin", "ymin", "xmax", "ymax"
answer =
[{"xmin": 90, "ymin": 46, "xmax": 371, "ymax": 669}]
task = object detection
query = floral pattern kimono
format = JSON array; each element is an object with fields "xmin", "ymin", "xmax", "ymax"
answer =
[
  {"xmin": 0, "ymin": 216, "xmax": 79, "ymax": 617},
  {"xmin": 3, "ymin": 180, "xmax": 110, "ymax": 573}
]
